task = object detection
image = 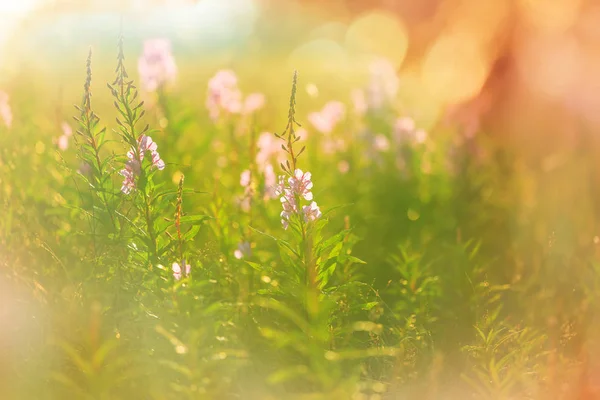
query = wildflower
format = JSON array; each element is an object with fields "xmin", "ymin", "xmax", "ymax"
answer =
[
  {"xmin": 393, "ymin": 117, "xmax": 427, "ymax": 145},
  {"xmin": 302, "ymin": 201, "xmax": 322, "ymax": 222},
  {"xmin": 57, "ymin": 135, "xmax": 69, "ymax": 151},
  {"xmin": 256, "ymin": 131, "xmax": 286, "ymax": 169},
  {"xmin": 119, "ymin": 134, "xmax": 165, "ymax": 194},
  {"xmin": 0, "ymin": 91, "xmax": 12, "ymax": 128},
  {"xmin": 119, "ymin": 167, "xmax": 136, "ymax": 195},
  {"xmin": 374, "ymin": 134, "xmax": 390, "ymax": 152},
  {"xmin": 240, "ymin": 169, "xmax": 251, "ymax": 187},
  {"xmin": 308, "ymin": 101, "xmax": 345, "ymax": 134},
  {"xmin": 288, "ymin": 169, "xmax": 313, "ymax": 201},
  {"xmin": 242, "ymin": 92, "xmax": 265, "ymax": 115},
  {"xmin": 56, "ymin": 121, "xmax": 73, "ymax": 151},
  {"xmin": 206, "ymin": 69, "xmax": 242, "ymax": 121},
  {"xmin": 277, "ymin": 169, "xmax": 321, "ymax": 230},
  {"xmin": 366, "ymin": 57, "xmax": 399, "ymax": 110},
  {"xmin": 138, "ymin": 38, "xmax": 177, "ymax": 92},
  {"xmin": 337, "ymin": 160, "xmax": 350, "ymax": 174},
  {"xmin": 172, "ymin": 261, "xmax": 191, "ymax": 281},
  {"xmin": 61, "ymin": 121, "xmax": 72, "ymax": 137},
  {"xmin": 234, "ymin": 242, "xmax": 251, "ymax": 259}
]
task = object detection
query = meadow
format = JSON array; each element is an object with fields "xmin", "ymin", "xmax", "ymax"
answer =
[{"xmin": 1, "ymin": 2, "xmax": 600, "ymax": 399}]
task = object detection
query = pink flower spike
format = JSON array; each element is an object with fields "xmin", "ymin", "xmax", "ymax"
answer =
[{"xmin": 120, "ymin": 134, "xmax": 165, "ymax": 194}]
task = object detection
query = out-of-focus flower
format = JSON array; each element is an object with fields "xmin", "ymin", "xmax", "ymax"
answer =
[
  {"xmin": 276, "ymin": 169, "xmax": 320, "ymax": 230},
  {"xmin": 206, "ymin": 70, "xmax": 242, "ymax": 121},
  {"xmin": 322, "ymin": 137, "xmax": 347, "ymax": 155},
  {"xmin": 338, "ymin": 160, "xmax": 350, "ymax": 174},
  {"xmin": 119, "ymin": 134, "xmax": 165, "ymax": 194},
  {"xmin": 57, "ymin": 135, "xmax": 69, "ymax": 151},
  {"xmin": 0, "ymin": 91, "xmax": 12, "ymax": 128},
  {"xmin": 234, "ymin": 242, "xmax": 251, "ymax": 259},
  {"xmin": 243, "ymin": 92, "xmax": 265, "ymax": 115},
  {"xmin": 56, "ymin": 122, "xmax": 73, "ymax": 151},
  {"xmin": 308, "ymin": 101, "xmax": 346, "ymax": 134},
  {"xmin": 393, "ymin": 117, "xmax": 427, "ymax": 145},
  {"xmin": 61, "ymin": 121, "xmax": 72, "ymax": 137},
  {"xmin": 256, "ymin": 131, "xmax": 285, "ymax": 169},
  {"xmin": 366, "ymin": 58, "xmax": 399, "ymax": 110},
  {"xmin": 374, "ymin": 134, "xmax": 390, "ymax": 152},
  {"xmin": 240, "ymin": 169, "xmax": 252, "ymax": 187},
  {"xmin": 172, "ymin": 261, "xmax": 191, "ymax": 281},
  {"xmin": 138, "ymin": 38, "xmax": 177, "ymax": 92}
]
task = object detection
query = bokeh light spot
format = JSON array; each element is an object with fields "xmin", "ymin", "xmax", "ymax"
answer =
[
  {"xmin": 421, "ymin": 33, "xmax": 488, "ymax": 105},
  {"xmin": 345, "ymin": 11, "xmax": 408, "ymax": 69}
]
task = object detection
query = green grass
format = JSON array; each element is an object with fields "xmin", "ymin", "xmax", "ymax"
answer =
[{"xmin": 1, "ymin": 30, "xmax": 598, "ymax": 400}]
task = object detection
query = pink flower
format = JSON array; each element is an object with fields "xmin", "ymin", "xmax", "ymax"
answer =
[
  {"xmin": 206, "ymin": 70, "xmax": 242, "ymax": 121},
  {"xmin": 337, "ymin": 160, "xmax": 350, "ymax": 174},
  {"xmin": 119, "ymin": 167, "xmax": 136, "ymax": 195},
  {"xmin": 61, "ymin": 121, "xmax": 72, "ymax": 137},
  {"xmin": 302, "ymin": 201, "xmax": 322, "ymax": 222},
  {"xmin": 240, "ymin": 169, "xmax": 251, "ymax": 187},
  {"xmin": 57, "ymin": 135, "xmax": 69, "ymax": 151},
  {"xmin": 308, "ymin": 101, "xmax": 345, "ymax": 134},
  {"xmin": 393, "ymin": 117, "xmax": 427, "ymax": 145},
  {"xmin": 138, "ymin": 38, "xmax": 177, "ymax": 92},
  {"xmin": 56, "ymin": 121, "xmax": 73, "ymax": 151},
  {"xmin": 366, "ymin": 58, "xmax": 399, "ymax": 110},
  {"xmin": 277, "ymin": 169, "xmax": 321, "ymax": 230},
  {"xmin": 172, "ymin": 261, "xmax": 191, "ymax": 281},
  {"xmin": 234, "ymin": 242, "xmax": 251, "ymax": 259},
  {"xmin": 288, "ymin": 169, "xmax": 313, "ymax": 201},
  {"xmin": 243, "ymin": 92, "xmax": 265, "ymax": 115},
  {"xmin": 374, "ymin": 134, "xmax": 390, "ymax": 152},
  {"xmin": 256, "ymin": 132, "xmax": 285, "ymax": 169},
  {"xmin": 138, "ymin": 135, "xmax": 165, "ymax": 170},
  {"xmin": 0, "ymin": 91, "xmax": 12, "ymax": 128},
  {"xmin": 119, "ymin": 134, "xmax": 165, "ymax": 194}
]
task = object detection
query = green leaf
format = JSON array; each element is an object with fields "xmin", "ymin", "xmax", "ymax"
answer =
[{"xmin": 179, "ymin": 215, "xmax": 211, "ymax": 224}]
